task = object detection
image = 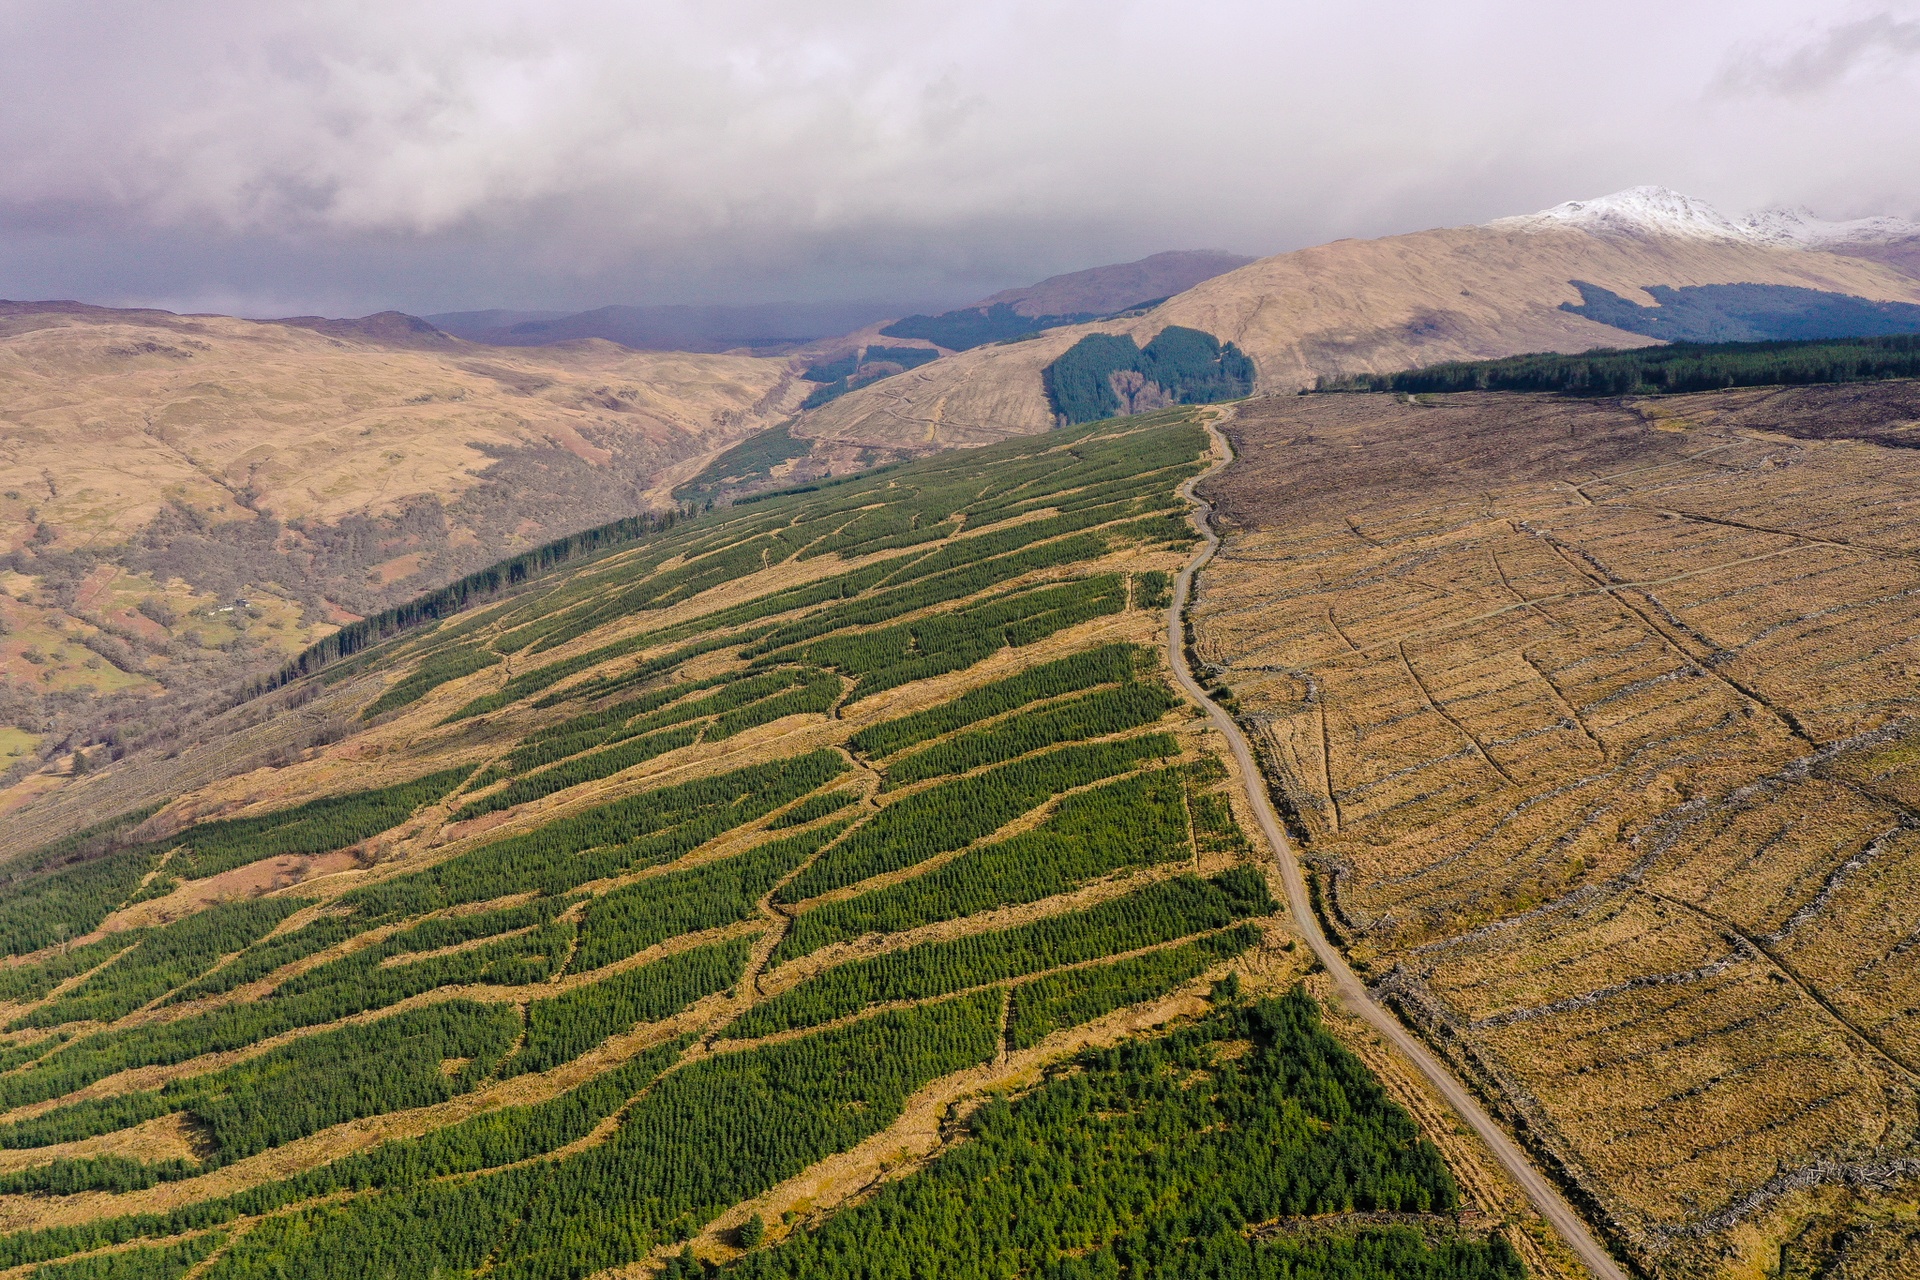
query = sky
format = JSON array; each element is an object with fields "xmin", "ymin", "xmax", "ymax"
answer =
[{"xmin": 1, "ymin": 0, "xmax": 1916, "ymax": 317}]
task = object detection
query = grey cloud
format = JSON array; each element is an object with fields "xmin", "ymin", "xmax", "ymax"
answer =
[
  {"xmin": 1718, "ymin": 11, "xmax": 1920, "ymax": 95},
  {"xmin": 0, "ymin": 1, "xmax": 1913, "ymax": 315}
]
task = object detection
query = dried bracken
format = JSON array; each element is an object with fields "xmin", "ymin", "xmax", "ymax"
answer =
[{"xmin": 1196, "ymin": 384, "xmax": 1920, "ymax": 1276}]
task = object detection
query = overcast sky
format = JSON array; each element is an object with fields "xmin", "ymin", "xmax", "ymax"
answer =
[{"xmin": 1, "ymin": 0, "xmax": 1915, "ymax": 317}]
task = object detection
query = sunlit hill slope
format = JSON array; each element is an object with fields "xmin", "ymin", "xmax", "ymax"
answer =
[
  {"xmin": 798, "ymin": 202, "xmax": 1920, "ymax": 449},
  {"xmin": 0, "ymin": 302, "xmax": 805, "ymax": 797},
  {"xmin": 0, "ymin": 413, "xmax": 1558, "ymax": 1280}
]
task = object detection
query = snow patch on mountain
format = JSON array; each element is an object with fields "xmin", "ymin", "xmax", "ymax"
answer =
[
  {"xmin": 1489, "ymin": 186, "xmax": 1920, "ymax": 248},
  {"xmin": 1737, "ymin": 206, "xmax": 1920, "ymax": 248},
  {"xmin": 1489, "ymin": 186, "xmax": 1749, "ymax": 242}
]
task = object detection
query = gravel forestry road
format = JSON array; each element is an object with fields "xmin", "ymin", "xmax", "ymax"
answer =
[{"xmin": 1168, "ymin": 412, "xmax": 1629, "ymax": 1280}]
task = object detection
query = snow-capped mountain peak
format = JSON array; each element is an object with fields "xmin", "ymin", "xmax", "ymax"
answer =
[
  {"xmin": 1488, "ymin": 186, "xmax": 1750, "ymax": 242},
  {"xmin": 1487, "ymin": 186, "xmax": 1920, "ymax": 248}
]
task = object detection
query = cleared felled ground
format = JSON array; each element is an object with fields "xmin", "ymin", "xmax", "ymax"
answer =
[
  {"xmin": 0, "ymin": 411, "xmax": 1547, "ymax": 1280},
  {"xmin": 1192, "ymin": 382, "xmax": 1920, "ymax": 1278}
]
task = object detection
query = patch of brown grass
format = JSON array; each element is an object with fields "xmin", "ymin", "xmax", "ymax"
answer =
[{"xmin": 1195, "ymin": 386, "xmax": 1920, "ymax": 1276}]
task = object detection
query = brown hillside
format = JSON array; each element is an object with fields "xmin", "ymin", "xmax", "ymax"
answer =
[
  {"xmin": 0, "ymin": 303, "xmax": 803, "ymax": 787},
  {"xmin": 0, "ymin": 306, "xmax": 799, "ymax": 550},
  {"xmin": 797, "ymin": 226, "xmax": 1920, "ymax": 449},
  {"xmin": 1832, "ymin": 235, "xmax": 1920, "ymax": 282},
  {"xmin": 1194, "ymin": 382, "xmax": 1920, "ymax": 1276}
]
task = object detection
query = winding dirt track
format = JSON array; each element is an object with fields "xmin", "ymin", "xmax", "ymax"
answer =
[{"xmin": 1168, "ymin": 414, "xmax": 1629, "ymax": 1280}]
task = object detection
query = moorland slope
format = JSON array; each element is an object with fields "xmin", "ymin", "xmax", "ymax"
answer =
[
  {"xmin": 0, "ymin": 303, "xmax": 809, "ymax": 793},
  {"xmin": 1193, "ymin": 379, "xmax": 1920, "ymax": 1277},
  {"xmin": 0, "ymin": 413, "xmax": 1574, "ymax": 1280},
  {"xmin": 797, "ymin": 195, "xmax": 1920, "ymax": 449}
]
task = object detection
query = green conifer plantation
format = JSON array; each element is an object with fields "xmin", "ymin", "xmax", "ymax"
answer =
[{"xmin": 0, "ymin": 410, "xmax": 1532, "ymax": 1279}]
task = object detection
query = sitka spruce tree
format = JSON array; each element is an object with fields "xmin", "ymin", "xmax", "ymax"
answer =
[
  {"xmin": 0, "ymin": 412, "xmax": 1532, "ymax": 1280},
  {"xmin": 1043, "ymin": 327, "xmax": 1255, "ymax": 424}
]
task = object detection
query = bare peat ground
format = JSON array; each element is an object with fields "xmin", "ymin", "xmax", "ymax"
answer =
[{"xmin": 1191, "ymin": 383, "xmax": 1920, "ymax": 1278}]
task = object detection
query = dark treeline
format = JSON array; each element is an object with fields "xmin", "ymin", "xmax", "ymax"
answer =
[
  {"xmin": 796, "ymin": 344, "xmax": 943, "ymax": 411},
  {"xmin": 1562, "ymin": 280, "xmax": 1920, "ymax": 343},
  {"xmin": 780, "ymin": 736, "xmax": 1180, "ymax": 902},
  {"xmin": 1317, "ymin": 333, "xmax": 1920, "ymax": 398},
  {"xmin": 1044, "ymin": 327, "xmax": 1256, "ymax": 425},
  {"xmin": 880, "ymin": 302, "xmax": 1099, "ymax": 351},
  {"xmin": 197, "ymin": 993, "xmax": 1002, "ymax": 1280},
  {"xmin": 734, "ymin": 871, "xmax": 1271, "ymax": 1037},
  {"xmin": 0, "ymin": 770, "xmax": 468, "ymax": 962},
  {"xmin": 776, "ymin": 770, "xmax": 1194, "ymax": 963},
  {"xmin": 272, "ymin": 506, "xmax": 692, "ymax": 686},
  {"xmin": 848, "ymin": 643, "xmax": 1148, "ymax": 759}
]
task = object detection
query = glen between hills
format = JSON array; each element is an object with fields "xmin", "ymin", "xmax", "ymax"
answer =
[
  {"xmin": 0, "ymin": 304, "xmax": 820, "ymax": 794},
  {"xmin": 1192, "ymin": 378, "xmax": 1920, "ymax": 1278},
  {"xmin": 0, "ymin": 415, "xmax": 1554, "ymax": 1280}
]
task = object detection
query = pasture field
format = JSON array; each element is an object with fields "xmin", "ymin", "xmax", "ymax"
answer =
[{"xmin": 1193, "ymin": 382, "xmax": 1920, "ymax": 1277}]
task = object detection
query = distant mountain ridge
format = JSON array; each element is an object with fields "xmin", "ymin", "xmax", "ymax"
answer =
[
  {"xmin": 795, "ymin": 186, "xmax": 1920, "ymax": 452},
  {"xmin": 268, "ymin": 310, "xmax": 461, "ymax": 350},
  {"xmin": 973, "ymin": 250, "xmax": 1256, "ymax": 318},
  {"xmin": 425, "ymin": 301, "xmax": 909, "ymax": 354},
  {"xmin": 878, "ymin": 251, "xmax": 1254, "ymax": 352},
  {"xmin": 424, "ymin": 252, "xmax": 1257, "ymax": 357},
  {"xmin": 1489, "ymin": 184, "xmax": 1920, "ymax": 250}
]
